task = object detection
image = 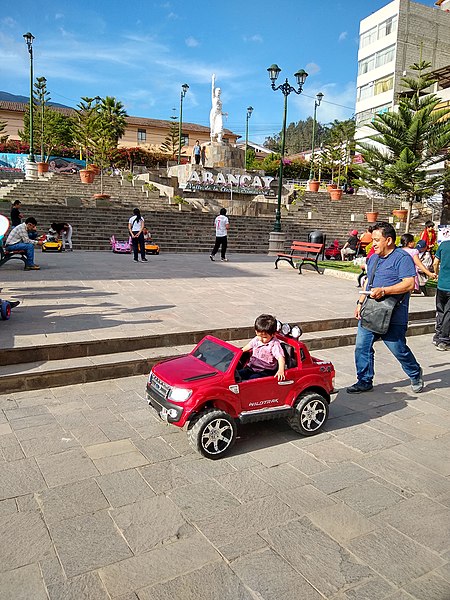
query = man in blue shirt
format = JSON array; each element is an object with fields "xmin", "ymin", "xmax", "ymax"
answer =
[
  {"xmin": 347, "ymin": 222, "xmax": 424, "ymax": 394},
  {"xmin": 433, "ymin": 239, "xmax": 450, "ymax": 350}
]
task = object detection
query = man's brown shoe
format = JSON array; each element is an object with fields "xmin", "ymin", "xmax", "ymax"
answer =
[{"xmin": 24, "ymin": 265, "xmax": 40, "ymax": 270}]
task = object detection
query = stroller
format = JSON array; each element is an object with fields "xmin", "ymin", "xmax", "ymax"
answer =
[{"xmin": 324, "ymin": 239, "xmax": 341, "ymax": 260}]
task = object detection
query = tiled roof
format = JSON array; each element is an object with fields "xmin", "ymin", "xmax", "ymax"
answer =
[{"xmin": 0, "ymin": 100, "xmax": 238, "ymax": 137}]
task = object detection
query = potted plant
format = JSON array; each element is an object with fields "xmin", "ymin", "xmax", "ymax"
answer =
[
  {"xmin": 329, "ymin": 187, "xmax": 343, "ymax": 200},
  {"xmin": 308, "ymin": 180, "xmax": 320, "ymax": 192},
  {"xmin": 326, "ymin": 182, "xmax": 338, "ymax": 192},
  {"xmin": 366, "ymin": 191, "xmax": 379, "ymax": 222},
  {"xmin": 392, "ymin": 208, "xmax": 408, "ymax": 222}
]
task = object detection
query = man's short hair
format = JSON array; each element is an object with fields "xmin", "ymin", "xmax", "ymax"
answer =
[
  {"xmin": 12, "ymin": 200, "xmax": 21, "ymax": 206},
  {"xmin": 254, "ymin": 314, "xmax": 277, "ymax": 334},
  {"xmin": 373, "ymin": 221, "xmax": 396, "ymax": 243},
  {"xmin": 425, "ymin": 220, "xmax": 435, "ymax": 228},
  {"xmin": 219, "ymin": 208, "xmax": 227, "ymax": 215},
  {"xmin": 25, "ymin": 217, "xmax": 37, "ymax": 226}
]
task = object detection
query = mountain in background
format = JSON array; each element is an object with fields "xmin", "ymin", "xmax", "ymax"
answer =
[{"xmin": 0, "ymin": 91, "xmax": 71, "ymax": 109}]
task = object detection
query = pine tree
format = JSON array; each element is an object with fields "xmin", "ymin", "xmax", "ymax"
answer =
[
  {"xmin": 160, "ymin": 113, "xmax": 180, "ymax": 160},
  {"xmin": 356, "ymin": 60, "xmax": 450, "ymax": 230}
]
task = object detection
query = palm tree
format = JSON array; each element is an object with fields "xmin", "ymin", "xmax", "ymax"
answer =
[{"xmin": 356, "ymin": 60, "xmax": 450, "ymax": 230}]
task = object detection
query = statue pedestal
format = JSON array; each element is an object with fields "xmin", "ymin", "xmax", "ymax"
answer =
[
  {"xmin": 204, "ymin": 142, "xmax": 244, "ymax": 169},
  {"xmin": 25, "ymin": 160, "xmax": 38, "ymax": 181},
  {"xmin": 268, "ymin": 231, "xmax": 287, "ymax": 256}
]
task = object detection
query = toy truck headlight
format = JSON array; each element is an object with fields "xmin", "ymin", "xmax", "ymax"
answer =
[{"xmin": 168, "ymin": 387, "xmax": 192, "ymax": 402}]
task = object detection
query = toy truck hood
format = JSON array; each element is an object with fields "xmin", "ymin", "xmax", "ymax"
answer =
[{"xmin": 153, "ymin": 354, "xmax": 222, "ymax": 385}]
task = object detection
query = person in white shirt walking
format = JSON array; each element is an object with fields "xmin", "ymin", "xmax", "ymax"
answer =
[{"xmin": 210, "ymin": 208, "xmax": 229, "ymax": 262}]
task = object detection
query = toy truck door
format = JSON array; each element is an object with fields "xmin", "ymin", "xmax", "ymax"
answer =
[{"xmin": 236, "ymin": 375, "xmax": 294, "ymax": 413}]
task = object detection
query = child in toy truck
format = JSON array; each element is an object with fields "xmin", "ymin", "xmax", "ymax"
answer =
[{"xmin": 238, "ymin": 314, "xmax": 286, "ymax": 381}]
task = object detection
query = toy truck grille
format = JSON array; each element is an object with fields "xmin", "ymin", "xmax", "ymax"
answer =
[{"xmin": 149, "ymin": 372, "xmax": 171, "ymax": 399}]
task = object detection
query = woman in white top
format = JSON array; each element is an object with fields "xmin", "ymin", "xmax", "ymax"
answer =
[{"xmin": 128, "ymin": 208, "xmax": 147, "ymax": 262}]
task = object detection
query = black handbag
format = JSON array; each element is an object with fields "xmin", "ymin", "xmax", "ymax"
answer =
[{"xmin": 359, "ymin": 252, "xmax": 404, "ymax": 335}]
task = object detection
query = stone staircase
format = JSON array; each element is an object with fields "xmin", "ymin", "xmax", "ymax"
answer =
[{"xmin": 0, "ymin": 311, "xmax": 435, "ymax": 393}]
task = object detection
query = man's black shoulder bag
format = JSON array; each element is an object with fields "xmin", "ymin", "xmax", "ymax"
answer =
[{"xmin": 359, "ymin": 252, "xmax": 405, "ymax": 335}]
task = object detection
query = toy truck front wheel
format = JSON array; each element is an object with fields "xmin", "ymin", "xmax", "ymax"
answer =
[
  {"xmin": 188, "ymin": 409, "xmax": 237, "ymax": 459},
  {"xmin": 1, "ymin": 300, "xmax": 11, "ymax": 320},
  {"xmin": 286, "ymin": 392, "xmax": 329, "ymax": 436}
]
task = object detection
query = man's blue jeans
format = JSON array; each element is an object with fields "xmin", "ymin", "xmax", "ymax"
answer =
[
  {"xmin": 355, "ymin": 321, "xmax": 421, "ymax": 385},
  {"xmin": 5, "ymin": 242, "xmax": 35, "ymax": 266}
]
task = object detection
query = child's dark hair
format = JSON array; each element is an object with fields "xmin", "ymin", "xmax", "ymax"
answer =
[
  {"xmin": 254, "ymin": 314, "xmax": 277, "ymax": 335},
  {"xmin": 219, "ymin": 208, "xmax": 227, "ymax": 215},
  {"xmin": 25, "ymin": 217, "xmax": 37, "ymax": 226},
  {"xmin": 425, "ymin": 220, "xmax": 434, "ymax": 228},
  {"xmin": 400, "ymin": 233, "xmax": 414, "ymax": 247},
  {"xmin": 13, "ymin": 200, "xmax": 21, "ymax": 206}
]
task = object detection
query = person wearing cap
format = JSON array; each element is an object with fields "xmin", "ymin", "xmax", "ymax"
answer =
[{"xmin": 341, "ymin": 229, "xmax": 359, "ymax": 261}]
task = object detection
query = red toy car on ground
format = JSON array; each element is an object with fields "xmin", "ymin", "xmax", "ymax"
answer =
[{"xmin": 146, "ymin": 325, "xmax": 336, "ymax": 459}]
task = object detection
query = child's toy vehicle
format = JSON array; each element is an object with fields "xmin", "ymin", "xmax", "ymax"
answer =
[
  {"xmin": 0, "ymin": 298, "xmax": 20, "ymax": 320},
  {"xmin": 41, "ymin": 238, "xmax": 63, "ymax": 252},
  {"xmin": 145, "ymin": 240, "xmax": 160, "ymax": 255},
  {"xmin": 146, "ymin": 324, "xmax": 335, "ymax": 459},
  {"xmin": 324, "ymin": 239, "xmax": 341, "ymax": 260},
  {"xmin": 110, "ymin": 235, "xmax": 132, "ymax": 253}
]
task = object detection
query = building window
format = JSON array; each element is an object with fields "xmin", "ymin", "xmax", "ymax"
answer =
[
  {"xmin": 356, "ymin": 103, "xmax": 391, "ymax": 126},
  {"xmin": 378, "ymin": 15, "xmax": 397, "ymax": 39},
  {"xmin": 375, "ymin": 44, "xmax": 395, "ymax": 68},
  {"xmin": 357, "ymin": 82, "xmax": 374, "ymax": 101},
  {"xmin": 358, "ymin": 54, "xmax": 375, "ymax": 75},
  {"xmin": 180, "ymin": 133, "xmax": 189, "ymax": 146},
  {"xmin": 360, "ymin": 26, "xmax": 377, "ymax": 48},
  {"xmin": 137, "ymin": 129, "xmax": 146, "ymax": 142},
  {"xmin": 374, "ymin": 75, "xmax": 393, "ymax": 95}
]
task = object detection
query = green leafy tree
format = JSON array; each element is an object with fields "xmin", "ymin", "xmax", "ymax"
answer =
[
  {"xmin": 160, "ymin": 114, "xmax": 180, "ymax": 160},
  {"xmin": 355, "ymin": 60, "xmax": 450, "ymax": 230},
  {"xmin": 265, "ymin": 118, "xmax": 328, "ymax": 155}
]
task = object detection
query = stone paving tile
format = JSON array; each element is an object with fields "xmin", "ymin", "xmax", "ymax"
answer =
[
  {"xmin": 276, "ymin": 483, "xmax": 338, "ymax": 516},
  {"xmin": 0, "ymin": 457, "xmax": 47, "ymax": 500},
  {"xmin": 36, "ymin": 448, "xmax": 100, "ymax": 488},
  {"xmin": 340, "ymin": 575, "xmax": 395, "ymax": 600},
  {"xmin": 70, "ymin": 425, "xmax": 110, "ymax": 446},
  {"xmin": 391, "ymin": 435, "xmax": 450, "ymax": 477},
  {"xmin": 13, "ymin": 422, "xmax": 65, "ymax": 442},
  {"xmin": 261, "ymin": 516, "xmax": 375, "ymax": 598},
  {"xmin": 0, "ymin": 433, "xmax": 24, "ymax": 461},
  {"xmin": 249, "ymin": 441, "xmax": 307, "ymax": 467},
  {"xmin": 347, "ymin": 526, "xmax": 444, "ymax": 587},
  {"xmin": 47, "ymin": 572, "xmax": 111, "ymax": 600},
  {"xmin": 133, "ymin": 437, "xmax": 180, "ymax": 464},
  {"xmin": 85, "ymin": 439, "xmax": 137, "ymax": 460},
  {"xmin": 0, "ymin": 511, "xmax": 54, "ymax": 572},
  {"xmin": 332, "ymin": 478, "xmax": 406, "ymax": 518},
  {"xmin": 99, "ymin": 533, "xmax": 220, "ymax": 598},
  {"xmin": 16, "ymin": 493, "xmax": 40, "ymax": 512},
  {"xmin": 138, "ymin": 562, "xmax": 255, "ymax": 600},
  {"xmin": 168, "ymin": 479, "xmax": 241, "ymax": 520},
  {"xmin": 375, "ymin": 494, "xmax": 450, "ymax": 554},
  {"xmin": 82, "ymin": 408, "xmax": 119, "ymax": 426},
  {"xmin": 39, "ymin": 556, "xmax": 66, "ymax": 588},
  {"xmin": 170, "ymin": 455, "xmax": 235, "ymax": 482},
  {"xmin": 249, "ymin": 463, "xmax": 311, "ymax": 492},
  {"xmin": 159, "ymin": 429, "xmax": 197, "ymax": 455},
  {"xmin": 36, "ymin": 478, "xmax": 109, "ymax": 524},
  {"xmin": 139, "ymin": 461, "xmax": 191, "ymax": 495},
  {"xmin": 96, "ymin": 468, "xmax": 155, "ymax": 507},
  {"xmin": 308, "ymin": 502, "xmax": 376, "ymax": 544},
  {"xmin": 92, "ymin": 450, "xmax": 149, "ymax": 475},
  {"xmin": 402, "ymin": 572, "xmax": 450, "ymax": 600},
  {"xmin": 8, "ymin": 412, "xmax": 58, "ymax": 431},
  {"xmin": 0, "ymin": 563, "xmax": 48, "ymax": 600},
  {"xmin": 20, "ymin": 431, "xmax": 80, "ymax": 457},
  {"xmin": 98, "ymin": 420, "xmax": 140, "ymax": 442},
  {"xmin": 333, "ymin": 424, "xmax": 402, "ymax": 454},
  {"xmin": 216, "ymin": 468, "xmax": 277, "ymax": 502},
  {"xmin": 110, "ymin": 496, "xmax": 191, "ymax": 554},
  {"xmin": 232, "ymin": 547, "xmax": 326, "ymax": 600},
  {"xmin": 50, "ymin": 510, "xmax": 133, "ymax": 578},
  {"xmin": 3, "ymin": 404, "xmax": 51, "ymax": 421},
  {"xmin": 0, "ymin": 498, "xmax": 17, "ymax": 517},
  {"xmin": 311, "ymin": 462, "xmax": 374, "ymax": 495},
  {"xmin": 288, "ymin": 450, "xmax": 330, "ymax": 475}
]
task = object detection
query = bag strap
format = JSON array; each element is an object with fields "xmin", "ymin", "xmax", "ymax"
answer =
[{"xmin": 367, "ymin": 248, "xmax": 406, "ymax": 304}]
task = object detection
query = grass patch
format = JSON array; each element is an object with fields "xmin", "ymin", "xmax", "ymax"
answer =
[{"xmin": 318, "ymin": 260, "xmax": 361, "ymax": 274}]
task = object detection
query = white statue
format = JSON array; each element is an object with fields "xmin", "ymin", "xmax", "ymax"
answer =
[{"xmin": 210, "ymin": 74, "xmax": 227, "ymax": 143}]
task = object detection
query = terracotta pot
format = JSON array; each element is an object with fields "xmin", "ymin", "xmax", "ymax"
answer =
[
  {"xmin": 327, "ymin": 183, "xmax": 338, "ymax": 192},
  {"xmin": 79, "ymin": 169, "xmax": 95, "ymax": 184},
  {"xmin": 329, "ymin": 188, "xmax": 343, "ymax": 201},
  {"xmin": 308, "ymin": 180, "xmax": 320, "ymax": 192},
  {"xmin": 87, "ymin": 164, "xmax": 100, "ymax": 175},
  {"xmin": 93, "ymin": 193, "xmax": 110, "ymax": 200},
  {"xmin": 37, "ymin": 162, "xmax": 49, "ymax": 174},
  {"xmin": 392, "ymin": 209, "xmax": 408, "ymax": 222},
  {"xmin": 366, "ymin": 211, "xmax": 379, "ymax": 223}
]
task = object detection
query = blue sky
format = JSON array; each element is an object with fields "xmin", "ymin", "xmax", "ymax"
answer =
[{"xmin": 0, "ymin": 0, "xmax": 439, "ymax": 144}]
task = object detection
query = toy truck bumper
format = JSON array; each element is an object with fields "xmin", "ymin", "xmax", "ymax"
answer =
[{"xmin": 146, "ymin": 383, "xmax": 184, "ymax": 423}]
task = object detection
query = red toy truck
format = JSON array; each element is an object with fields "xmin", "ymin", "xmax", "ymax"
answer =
[{"xmin": 146, "ymin": 324, "xmax": 335, "ymax": 459}]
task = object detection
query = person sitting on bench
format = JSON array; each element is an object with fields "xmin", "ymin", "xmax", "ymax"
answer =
[{"xmin": 4, "ymin": 217, "xmax": 44, "ymax": 270}]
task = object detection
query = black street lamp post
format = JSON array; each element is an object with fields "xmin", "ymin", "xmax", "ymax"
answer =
[
  {"xmin": 244, "ymin": 106, "xmax": 253, "ymax": 170},
  {"xmin": 267, "ymin": 64, "xmax": 308, "ymax": 232},
  {"xmin": 177, "ymin": 83, "xmax": 189, "ymax": 165},
  {"xmin": 23, "ymin": 32, "xmax": 35, "ymax": 166},
  {"xmin": 309, "ymin": 92, "xmax": 324, "ymax": 181}
]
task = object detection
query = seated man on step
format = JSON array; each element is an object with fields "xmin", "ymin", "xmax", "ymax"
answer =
[{"xmin": 4, "ymin": 217, "xmax": 44, "ymax": 270}]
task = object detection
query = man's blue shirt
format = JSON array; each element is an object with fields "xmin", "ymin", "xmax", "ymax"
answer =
[{"xmin": 366, "ymin": 248, "xmax": 416, "ymax": 326}]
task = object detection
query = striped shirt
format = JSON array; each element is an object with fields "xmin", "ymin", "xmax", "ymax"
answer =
[{"xmin": 5, "ymin": 223, "xmax": 38, "ymax": 246}]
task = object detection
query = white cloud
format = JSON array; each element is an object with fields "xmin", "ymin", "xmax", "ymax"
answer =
[
  {"xmin": 1, "ymin": 17, "xmax": 16, "ymax": 27},
  {"xmin": 185, "ymin": 36, "xmax": 199, "ymax": 48},
  {"xmin": 55, "ymin": 13, "xmax": 64, "ymax": 21},
  {"xmin": 291, "ymin": 81, "xmax": 356, "ymax": 123},
  {"xmin": 305, "ymin": 62, "xmax": 320, "ymax": 76},
  {"xmin": 243, "ymin": 34, "xmax": 262, "ymax": 43},
  {"xmin": 167, "ymin": 12, "xmax": 178, "ymax": 19},
  {"xmin": 338, "ymin": 31, "xmax": 348, "ymax": 42}
]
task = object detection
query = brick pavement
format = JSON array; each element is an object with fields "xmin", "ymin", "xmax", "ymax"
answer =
[{"xmin": 0, "ymin": 251, "xmax": 448, "ymax": 599}]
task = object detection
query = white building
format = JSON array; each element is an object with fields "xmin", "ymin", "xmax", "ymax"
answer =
[{"xmin": 355, "ymin": 0, "xmax": 450, "ymax": 144}]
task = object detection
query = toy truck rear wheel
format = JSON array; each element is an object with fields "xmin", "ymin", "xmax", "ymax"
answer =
[
  {"xmin": 287, "ymin": 392, "xmax": 329, "ymax": 436},
  {"xmin": 188, "ymin": 409, "xmax": 237, "ymax": 459},
  {"xmin": 1, "ymin": 300, "xmax": 11, "ymax": 320}
]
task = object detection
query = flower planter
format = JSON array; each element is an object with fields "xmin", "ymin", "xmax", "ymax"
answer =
[
  {"xmin": 392, "ymin": 209, "xmax": 408, "ymax": 222},
  {"xmin": 329, "ymin": 188, "xmax": 343, "ymax": 201},
  {"xmin": 366, "ymin": 211, "xmax": 379, "ymax": 223},
  {"xmin": 93, "ymin": 193, "xmax": 110, "ymax": 200},
  {"xmin": 37, "ymin": 162, "xmax": 49, "ymax": 174},
  {"xmin": 79, "ymin": 169, "xmax": 95, "ymax": 184},
  {"xmin": 308, "ymin": 180, "xmax": 320, "ymax": 192},
  {"xmin": 327, "ymin": 183, "xmax": 337, "ymax": 192},
  {"xmin": 87, "ymin": 164, "xmax": 100, "ymax": 175}
]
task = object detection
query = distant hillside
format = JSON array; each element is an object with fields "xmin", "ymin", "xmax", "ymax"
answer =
[{"xmin": 0, "ymin": 91, "xmax": 71, "ymax": 109}]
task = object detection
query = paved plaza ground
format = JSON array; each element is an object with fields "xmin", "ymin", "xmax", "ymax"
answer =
[{"xmin": 0, "ymin": 251, "xmax": 449, "ymax": 599}]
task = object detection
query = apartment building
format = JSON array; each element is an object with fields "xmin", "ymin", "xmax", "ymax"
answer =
[{"xmin": 355, "ymin": 0, "xmax": 450, "ymax": 143}]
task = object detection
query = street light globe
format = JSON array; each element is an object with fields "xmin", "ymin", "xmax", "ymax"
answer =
[
  {"xmin": 294, "ymin": 69, "xmax": 308, "ymax": 87},
  {"xmin": 267, "ymin": 64, "xmax": 281, "ymax": 83}
]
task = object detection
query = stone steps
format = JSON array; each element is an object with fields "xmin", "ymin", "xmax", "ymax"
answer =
[{"xmin": 0, "ymin": 311, "xmax": 435, "ymax": 393}]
